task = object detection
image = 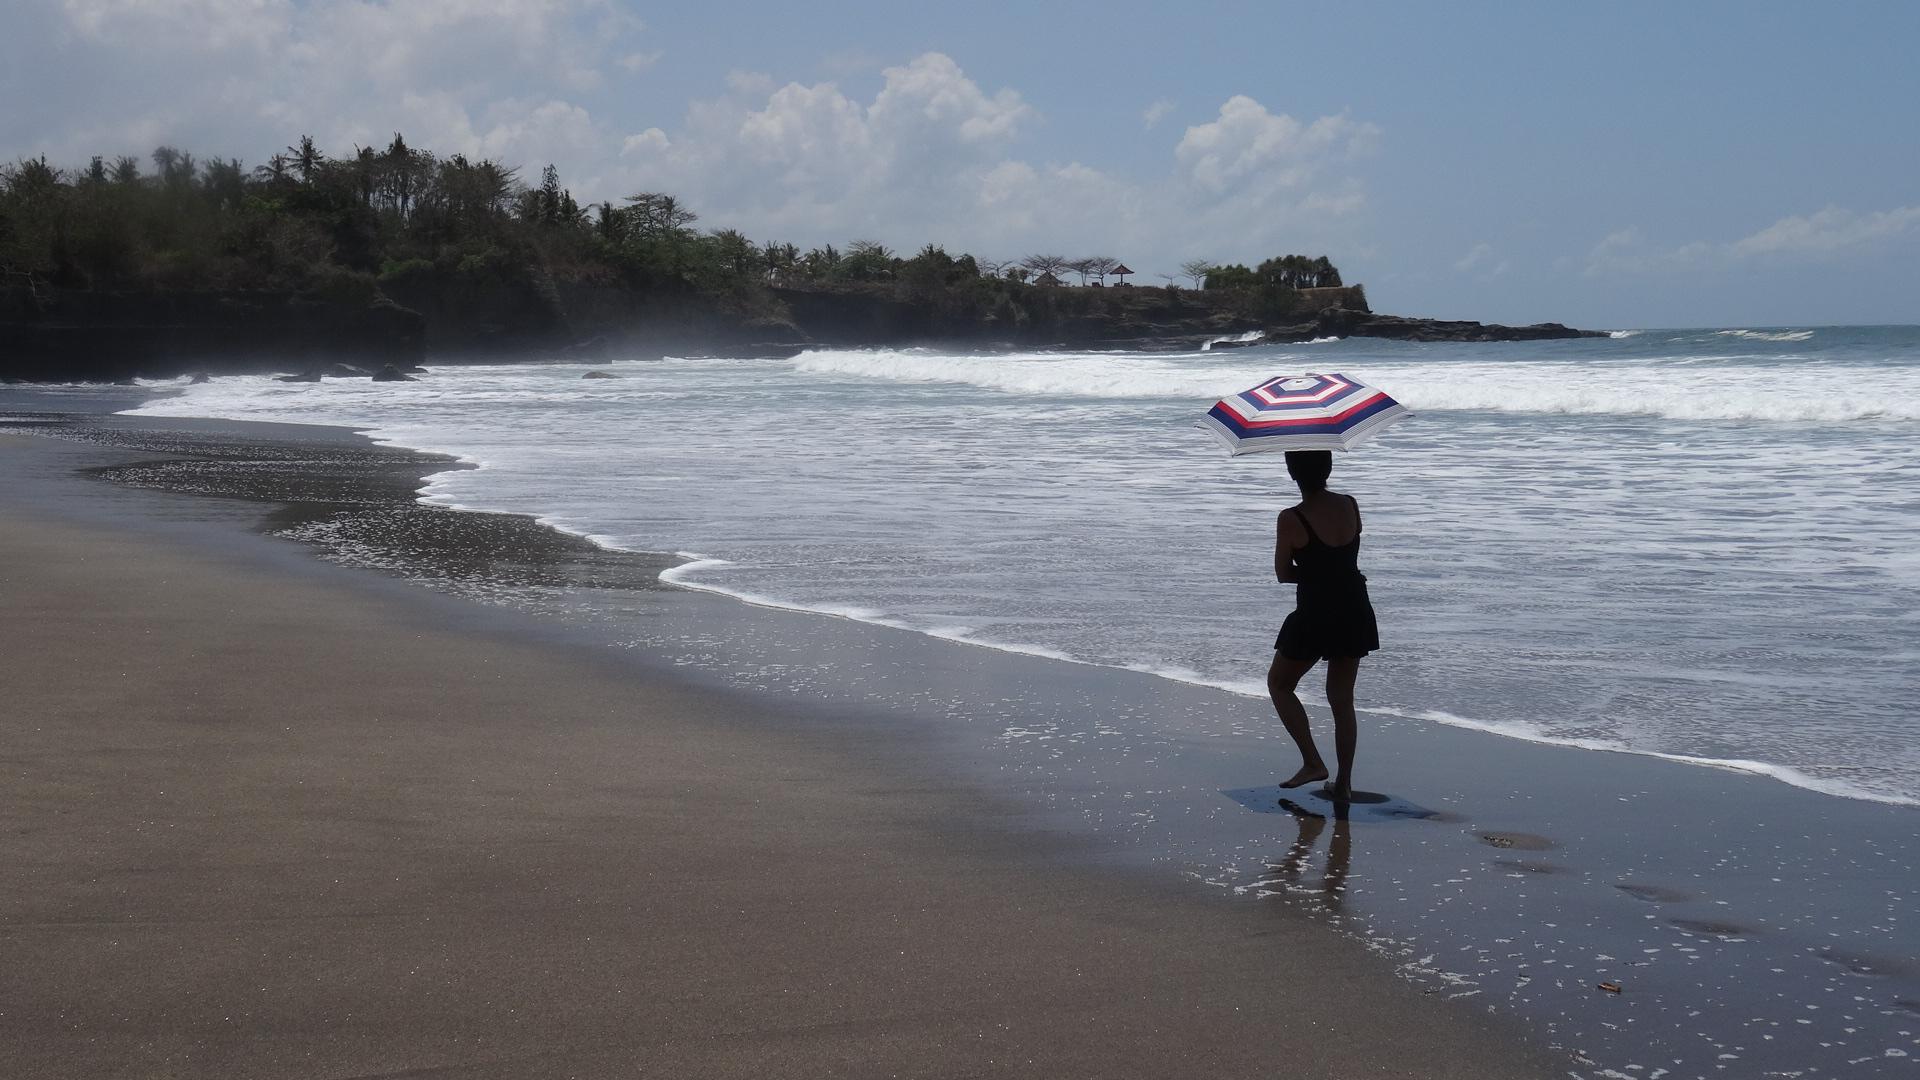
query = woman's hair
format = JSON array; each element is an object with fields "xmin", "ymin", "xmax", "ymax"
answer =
[{"xmin": 1285, "ymin": 450, "xmax": 1334, "ymax": 494}]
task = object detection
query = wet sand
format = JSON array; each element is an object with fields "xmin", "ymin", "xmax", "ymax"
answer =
[{"xmin": 0, "ymin": 421, "xmax": 1563, "ymax": 1077}]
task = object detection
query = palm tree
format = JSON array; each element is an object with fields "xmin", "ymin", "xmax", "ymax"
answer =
[
  {"xmin": 707, "ymin": 228, "xmax": 758, "ymax": 277},
  {"xmin": 253, "ymin": 154, "xmax": 293, "ymax": 186},
  {"xmin": 287, "ymin": 136, "xmax": 324, "ymax": 185}
]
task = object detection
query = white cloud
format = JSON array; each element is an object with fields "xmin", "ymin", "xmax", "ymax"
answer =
[
  {"xmin": 1454, "ymin": 242, "xmax": 1509, "ymax": 279},
  {"xmin": 13, "ymin": 0, "xmax": 651, "ymax": 179},
  {"xmin": 1141, "ymin": 99, "xmax": 1174, "ymax": 129},
  {"xmin": 1173, "ymin": 96, "xmax": 1377, "ymax": 197},
  {"xmin": 612, "ymin": 57, "xmax": 1375, "ymax": 274},
  {"xmin": 1730, "ymin": 204, "xmax": 1920, "ymax": 258},
  {"xmin": 1582, "ymin": 228, "xmax": 1713, "ymax": 276},
  {"xmin": 619, "ymin": 50, "xmax": 662, "ymax": 73},
  {"xmin": 4, "ymin": 12, "xmax": 1378, "ymax": 281},
  {"xmin": 1584, "ymin": 202, "xmax": 1920, "ymax": 277}
]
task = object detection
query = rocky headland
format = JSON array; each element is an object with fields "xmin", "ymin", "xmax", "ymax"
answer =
[{"xmin": 0, "ymin": 278, "xmax": 1603, "ymax": 383}]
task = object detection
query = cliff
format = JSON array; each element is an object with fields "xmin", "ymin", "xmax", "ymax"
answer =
[
  {"xmin": 0, "ymin": 277, "xmax": 1599, "ymax": 383},
  {"xmin": 0, "ymin": 286, "xmax": 424, "ymax": 382}
]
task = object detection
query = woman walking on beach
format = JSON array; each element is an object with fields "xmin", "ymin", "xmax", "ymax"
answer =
[{"xmin": 1269, "ymin": 450, "xmax": 1378, "ymax": 802}]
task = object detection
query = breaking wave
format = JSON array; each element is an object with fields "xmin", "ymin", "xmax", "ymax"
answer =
[
  {"xmin": 1202, "ymin": 330, "xmax": 1265, "ymax": 350},
  {"xmin": 1717, "ymin": 328, "xmax": 1816, "ymax": 342},
  {"xmin": 790, "ymin": 348, "xmax": 1920, "ymax": 423}
]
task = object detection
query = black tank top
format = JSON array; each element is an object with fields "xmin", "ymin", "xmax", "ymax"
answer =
[{"xmin": 1288, "ymin": 496, "xmax": 1365, "ymax": 591}]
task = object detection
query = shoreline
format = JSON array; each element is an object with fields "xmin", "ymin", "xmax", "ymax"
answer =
[
  {"xmin": 6, "ymin": 396, "xmax": 1920, "ymax": 1077},
  {"xmin": 110, "ymin": 379, "xmax": 1914, "ymax": 812},
  {"xmin": 0, "ymin": 398, "xmax": 1573, "ymax": 1079}
]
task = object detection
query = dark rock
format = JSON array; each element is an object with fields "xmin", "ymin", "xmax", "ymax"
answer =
[
  {"xmin": 1264, "ymin": 310, "xmax": 1604, "ymax": 345},
  {"xmin": 581, "ymin": 370, "xmax": 620, "ymax": 379},
  {"xmin": 326, "ymin": 362, "xmax": 372, "ymax": 377},
  {"xmin": 371, "ymin": 364, "xmax": 417, "ymax": 382},
  {"xmin": 0, "ymin": 287, "xmax": 425, "ymax": 382},
  {"xmin": 1341, "ymin": 314, "xmax": 1606, "ymax": 342},
  {"xmin": 187, "ymin": 371, "xmax": 213, "ymax": 384}
]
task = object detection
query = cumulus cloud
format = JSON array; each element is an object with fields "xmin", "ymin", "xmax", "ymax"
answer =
[
  {"xmin": 3, "ymin": 10, "xmax": 1378, "ymax": 279},
  {"xmin": 615, "ymin": 63, "xmax": 1375, "ymax": 271},
  {"xmin": 1141, "ymin": 99, "xmax": 1175, "ymax": 129},
  {"xmin": 1174, "ymin": 97, "xmax": 1377, "ymax": 196},
  {"xmin": 5, "ymin": 0, "xmax": 652, "ymax": 183}
]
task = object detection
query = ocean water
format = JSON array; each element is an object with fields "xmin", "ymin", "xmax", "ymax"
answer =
[{"xmin": 125, "ymin": 326, "xmax": 1920, "ymax": 806}]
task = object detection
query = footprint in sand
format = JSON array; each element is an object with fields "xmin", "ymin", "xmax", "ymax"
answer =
[
  {"xmin": 1669, "ymin": 917, "xmax": 1752, "ymax": 937},
  {"xmin": 1478, "ymin": 831, "xmax": 1555, "ymax": 852},
  {"xmin": 1614, "ymin": 882, "xmax": 1693, "ymax": 903},
  {"xmin": 1817, "ymin": 948, "xmax": 1912, "ymax": 978},
  {"xmin": 1493, "ymin": 858, "xmax": 1566, "ymax": 875}
]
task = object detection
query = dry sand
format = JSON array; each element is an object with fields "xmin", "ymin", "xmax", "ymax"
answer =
[{"xmin": 0, "ymin": 446, "xmax": 1565, "ymax": 1077}]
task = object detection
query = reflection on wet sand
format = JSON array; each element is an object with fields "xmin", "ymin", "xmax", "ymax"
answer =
[{"xmin": 1274, "ymin": 797, "xmax": 1351, "ymax": 913}]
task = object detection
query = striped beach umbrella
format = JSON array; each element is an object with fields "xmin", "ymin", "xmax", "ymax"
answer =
[{"xmin": 1203, "ymin": 372, "xmax": 1410, "ymax": 455}]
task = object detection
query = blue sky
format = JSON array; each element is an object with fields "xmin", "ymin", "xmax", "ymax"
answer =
[{"xmin": 6, "ymin": 0, "xmax": 1917, "ymax": 327}]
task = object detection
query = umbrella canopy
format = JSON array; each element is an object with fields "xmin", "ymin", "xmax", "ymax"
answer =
[{"xmin": 1203, "ymin": 372, "xmax": 1409, "ymax": 455}]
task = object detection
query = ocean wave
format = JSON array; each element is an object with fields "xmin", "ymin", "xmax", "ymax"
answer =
[
  {"xmin": 789, "ymin": 348, "xmax": 1920, "ymax": 423},
  {"xmin": 1202, "ymin": 330, "xmax": 1265, "ymax": 350},
  {"xmin": 657, "ymin": 553, "xmax": 1077, "ymax": 661},
  {"xmin": 1607, "ymin": 330, "xmax": 1643, "ymax": 339},
  {"xmin": 1378, "ymin": 372, "xmax": 1920, "ymax": 422},
  {"xmin": 1716, "ymin": 328, "xmax": 1816, "ymax": 342},
  {"xmin": 658, "ymin": 550, "xmax": 1920, "ymax": 807},
  {"xmin": 1360, "ymin": 707, "xmax": 1916, "ymax": 808},
  {"xmin": 789, "ymin": 348, "xmax": 1278, "ymax": 399},
  {"xmin": 652, "ymin": 550, "xmax": 1917, "ymax": 809}
]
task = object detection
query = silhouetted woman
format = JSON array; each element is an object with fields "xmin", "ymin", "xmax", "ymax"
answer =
[{"xmin": 1269, "ymin": 450, "xmax": 1378, "ymax": 802}]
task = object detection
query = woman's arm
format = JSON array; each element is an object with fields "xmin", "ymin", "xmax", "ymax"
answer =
[{"xmin": 1275, "ymin": 510, "xmax": 1301, "ymax": 583}]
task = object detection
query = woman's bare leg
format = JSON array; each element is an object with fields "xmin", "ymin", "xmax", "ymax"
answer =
[
  {"xmin": 1268, "ymin": 653, "xmax": 1327, "ymax": 787},
  {"xmin": 1323, "ymin": 656, "xmax": 1360, "ymax": 801}
]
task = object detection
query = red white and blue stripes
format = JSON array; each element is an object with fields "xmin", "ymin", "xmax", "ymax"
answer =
[{"xmin": 1203, "ymin": 372, "xmax": 1410, "ymax": 455}]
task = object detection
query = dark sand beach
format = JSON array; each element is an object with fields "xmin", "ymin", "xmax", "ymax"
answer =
[
  {"xmin": 6, "ymin": 395, "xmax": 1919, "ymax": 1079},
  {"xmin": 0, "ymin": 407, "xmax": 1566, "ymax": 1077}
]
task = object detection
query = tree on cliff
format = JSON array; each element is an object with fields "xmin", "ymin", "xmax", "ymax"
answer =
[
  {"xmin": 1179, "ymin": 259, "xmax": 1214, "ymax": 289},
  {"xmin": 287, "ymin": 136, "xmax": 325, "ymax": 185},
  {"xmin": 843, "ymin": 240, "xmax": 895, "ymax": 281},
  {"xmin": 1020, "ymin": 254, "xmax": 1069, "ymax": 282}
]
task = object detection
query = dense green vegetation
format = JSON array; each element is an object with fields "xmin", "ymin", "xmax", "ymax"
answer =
[{"xmin": 0, "ymin": 135, "xmax": 1350, "ymax": 335}]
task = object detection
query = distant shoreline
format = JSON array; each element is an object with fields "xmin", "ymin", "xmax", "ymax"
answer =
[{"xmin": 0, "ymin": 279, "xmax": 1602, "ymax": 383}]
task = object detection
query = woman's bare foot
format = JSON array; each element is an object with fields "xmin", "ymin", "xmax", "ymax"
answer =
[
  {"xmin": 1280, "ymin": 764, "xmax": 1330, "ymax": 789},
  {"xmin": 1324, "ymin": 779, "xmax": 1352, "ymax": 803}
]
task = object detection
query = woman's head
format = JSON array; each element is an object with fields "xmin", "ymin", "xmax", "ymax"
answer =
[{"xmin": 1285, "ymin": 450, "xmax": 1333, "ymax": 495}]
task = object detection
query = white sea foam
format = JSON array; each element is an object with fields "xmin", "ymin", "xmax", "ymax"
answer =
[
  {"xmin": 1716, "ymin": 328, "xmax": 1815, "ymax": 342},
  {"xmin": 1361, "ymin": 706, "xmax": 1918, "ymax": 807},
  {"xmin": 788, "ymin": 347, "xmax": 1270, "ymax": 399},
  {"xmin": 116, "ymin": 335, "xmax": 1920, "ymax": 810},
  {"xmin": 1203, "ymin": 330, "xmax": 1265, "ymax": 350},
  {"xmin": 786, "ymin": 347, "xmax": 1920, "ymax": 423},
  {"xmin": 1607, "ymin": 330, "xmax": 1643, "ymax": 338}
]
